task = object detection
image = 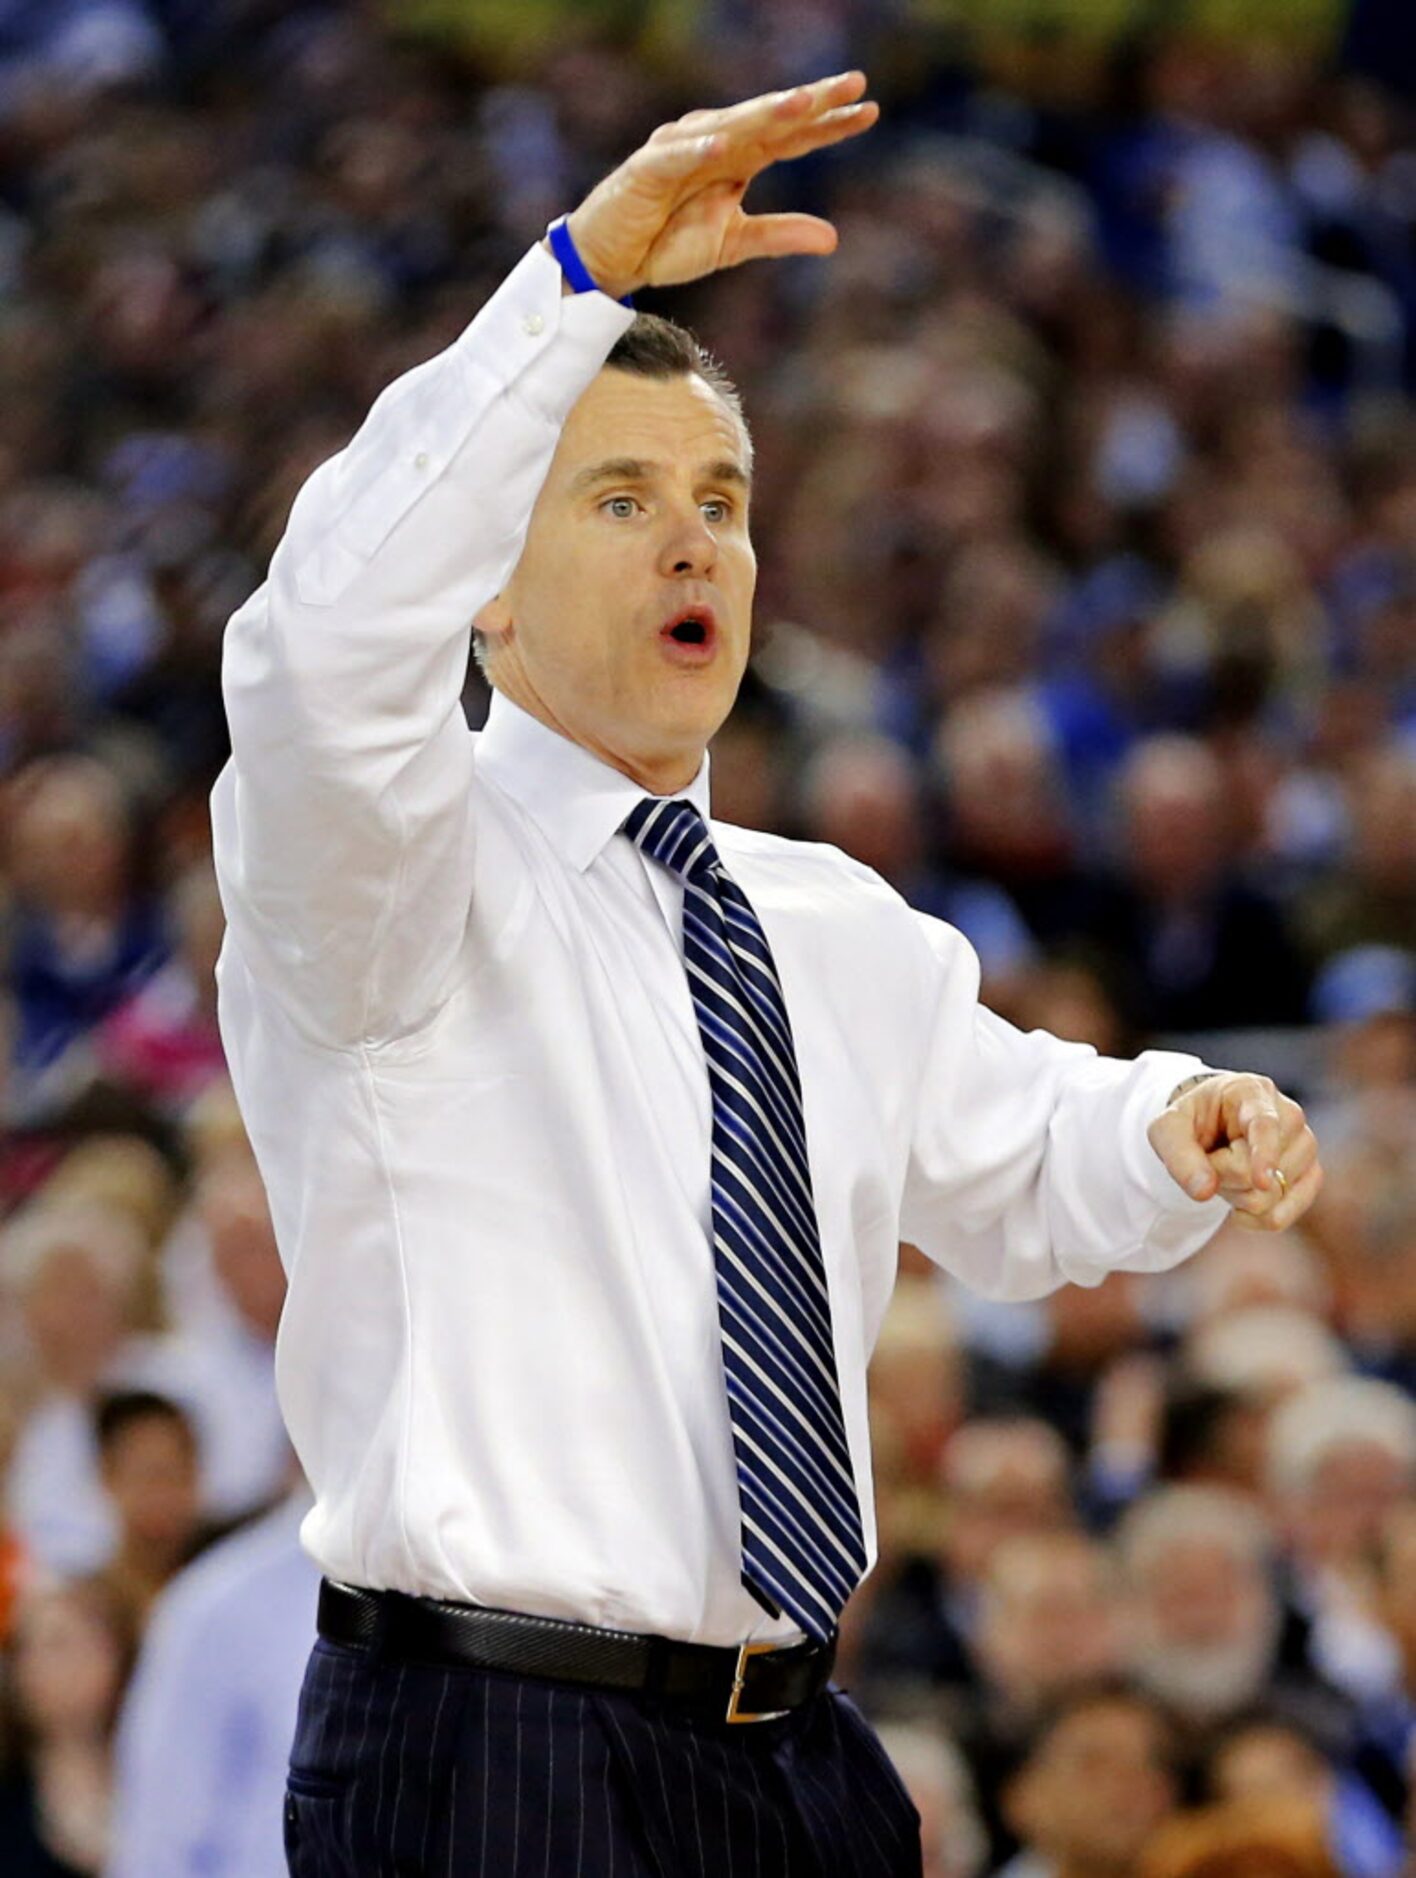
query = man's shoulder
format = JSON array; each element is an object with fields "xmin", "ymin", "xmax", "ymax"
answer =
[
  {"xmin": 712, "ymin": 821, "xmax": 894, "ymax": 898},
  {"xmin": 711, "ymin": 824, "xmax": 957, "ymax": 989}
]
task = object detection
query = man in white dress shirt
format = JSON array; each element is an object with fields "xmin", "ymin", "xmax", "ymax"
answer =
[{"xmin": 211, "ymin": 72, "xmax": 1322, "ymax": 1876}]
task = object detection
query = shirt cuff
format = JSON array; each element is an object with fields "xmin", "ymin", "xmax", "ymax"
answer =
[
  {"xmin": 1120, "ymin": 1049, "xmax": 1232, "ymax": 1223},
  {"xmin": 453, "ymin": 241, "xmax": 638, "ymax": 430}
]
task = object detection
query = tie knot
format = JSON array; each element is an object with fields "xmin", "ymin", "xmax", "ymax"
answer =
[{"xmin": 622, "ymin": 796, "xmax": 719, "ymax": 882}]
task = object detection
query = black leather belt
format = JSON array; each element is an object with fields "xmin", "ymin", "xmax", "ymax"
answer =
[{"xmin": 317, "ymin": 1579, "xmax": 835, "ymax": 1724}]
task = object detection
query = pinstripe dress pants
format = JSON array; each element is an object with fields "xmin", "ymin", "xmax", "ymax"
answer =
[{"xmin": 283, "ymin": 1637, "xmax": 923, "ymax": 1876}]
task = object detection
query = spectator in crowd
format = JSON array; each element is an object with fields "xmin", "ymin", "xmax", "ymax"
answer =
[
  {"xmin": 1346, "ymin": 1498, "xmax": 1416, "ymax": 1824},
  {"xmin": 933, "ymin": 691, "xmax": 1107, "ymax": 952},
  {"xmin": 1183, "ymin": 1223, "xmax": 1333, "ymax": 1332},
  {"xmin": 1182, "ymin": 1303, "xmax": 1349, "ymax": 1410},
  {"xmin": 1159, "ymin": 1381, "xmax": 1274, "ymax": 1503},
  {"xmin": 1267, "ymin": 1377, "xmax": 1416, "ymax": 1688},
  {"xmin": 972, "ymin": 1532, "xmax": 1124, "ymax": 1728},
  {"xmin": 90, "ymin": 1389, "xmax": 204, "ymax": 1636},
  {"xmin": 151, "ymin": 1077, "xmax": 256, "ymax": 1337},
  {"xmin": 1118, "ymin": 1485, "xmax": 1350, "ymax": 1750},
  {"xmin": 91, "ymin": 859, "xmax": 226, "ymax": 1115},
  {"xmin": 139, "ymin": 1155, "xmax": 290, "ymax": 1527},
  {"xmin": 872, "ymin": 1719, "xmax": 988, "ymax": 1878},
  {"xmin": 1308, "ymin": 946, "xmax": 1416, "ymax": 1151},
  {"xmin": 37, "ymin": 1138, "xmax": 179, "ymax": 1295},
  {"xmin": 867, "ymin": 1275, "xmax": 965, "ymax": 1502},
  {"xmin": 1302, "ymin": 746, "xmax": 1416, "ymax": 964},
  {"xmin": 702, "ymin": 675, "xmax": 791, "ymax": 838},
  {"xmin": 1307, "ymin": 1135, "xmax": 1416, "ymax": 1399},
  {"xmin": 106, "ymin": 1481, "xmax": 317, "ymax": 1878},
  {"xmin": 0, "ymin": 1577, "xmax": 135, "ymax": 1878},
  {"xmin": 971, "ymin": 1268, "xmax": 1154, "ymax": 1466},
  {"xmin": 842, "ymin": 1273, "xmax": 963, "ymax": 1692},
  {"xmin": 1139, "ymin": 1796, "xmax": 1343, "ymax": 1878},
  {"xmin": 798, "ymin": 732, "xmax": 1036, "ymax": 997},
  {"xmin": 856, "ymin": 1418, "xmax": 1074, "ymax": 1710},
  {"xmin": 997, "ymin": 1683, "xmax": 1179, "ymax": 1878},
  {"xmin": 1205, "ymin": 1712, "xmax": 1404, "ymax": 1878},
  {"xmin": 2, "ymin": 757, "xmax": 167, "ymax": 1085},
  {"xmin": 1, "ymin": 1202, "xmax": 152, "ymax": 1575},
  {"xmin": 1104, "ymin": 734, "xmax": 1311, "ymax": 1034},
  {"xmin": 966, "ymin": 1531, "xmax": 1127, "ymax": 1865},
  {"xmin": 0, "ymin": 0, "xmax": 168, "ymax": 114},
  {"xmin": 1011, "ymin": 949, "xmax": 1136, "ymax": 1061}
]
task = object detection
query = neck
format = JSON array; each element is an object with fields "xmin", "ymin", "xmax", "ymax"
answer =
[{"xmin": 489, "ymin": 670, "xmax": 703, "ymax": 798}]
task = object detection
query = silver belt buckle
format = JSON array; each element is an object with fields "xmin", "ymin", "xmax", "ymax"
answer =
[{"xmin": 725, "ymin": 1639, "xmax": 791, "ymax": 1724}]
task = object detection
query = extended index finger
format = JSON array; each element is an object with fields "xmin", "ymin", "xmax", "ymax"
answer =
[{"xmin": 1229, "ymin": 1082, "xmax": 1283, "ymax": 1191}]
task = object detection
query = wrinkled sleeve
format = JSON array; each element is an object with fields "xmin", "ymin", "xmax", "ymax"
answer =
[
  {"xmin": 211, "ymin": 243, "xmax": 634, "ymax": 1048},
  {"xmin": 899, "ymin": 912, "xmax": 1228, "ymax": 1298}
]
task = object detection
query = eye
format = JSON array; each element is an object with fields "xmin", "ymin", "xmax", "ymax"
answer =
[
  {"xmin": 701, "ymin": 498, "xmax": 733, "ymax": 524},
  {"xmin": 602, "ymin": 495, "xmax": 641, "ymax": 519}
]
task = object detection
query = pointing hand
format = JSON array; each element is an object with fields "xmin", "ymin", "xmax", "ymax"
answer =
[{"xmin": 1148, "ymin": 1072, "xmax": 1322, "ymax": 1232}]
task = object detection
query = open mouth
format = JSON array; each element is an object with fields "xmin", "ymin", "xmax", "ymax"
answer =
[{"xmin": 659, "ymin": 606, "xmax": 718, "ymax": 656}]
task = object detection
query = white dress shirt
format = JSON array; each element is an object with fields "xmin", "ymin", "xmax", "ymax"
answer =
[{"xmin": 211, "ymin": 239, "xmax": 1226, "ymax": 1647}]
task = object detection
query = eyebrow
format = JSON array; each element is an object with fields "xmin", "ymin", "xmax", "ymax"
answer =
[{"xmin": 568, "ymin": 456, "xmax": 751, "ymax": 496}]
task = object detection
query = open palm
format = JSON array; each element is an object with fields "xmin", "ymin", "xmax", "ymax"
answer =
[{"xmin": 566, "ymin": 73, "xmax": 878, "ymax": 300}]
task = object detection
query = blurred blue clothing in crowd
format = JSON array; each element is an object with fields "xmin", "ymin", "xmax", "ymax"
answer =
[
  {"xmin": 1329, "ymin": 1767, "xmax": 1407, "ymax": 1878},
  {"xmin": 106, "ymin": 1489, "xmax": 317, "ymax": 1878},
  {"xmin": 0, "ymin": 0, "xmax": 165, "ymax": 110},
  {"xmin": 9, "ymin": 903, "xmax": 168, "ymax": 1073}
]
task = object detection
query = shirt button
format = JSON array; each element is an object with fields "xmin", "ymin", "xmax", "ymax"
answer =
[
  {"xmin": 414, "ymin": 451, "xmax": 430, "ymax": 469},
  {"xmin": 523, "ymin": 313, "xmax": 545, "ymax": 337}
]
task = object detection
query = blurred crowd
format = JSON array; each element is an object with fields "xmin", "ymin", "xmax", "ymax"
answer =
[{"xmin": 0, "ymin": 0, "xmax": 1412, "ymax": 1872}]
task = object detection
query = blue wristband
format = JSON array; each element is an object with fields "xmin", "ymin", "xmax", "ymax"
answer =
[{"xmin": 546, "ymin": 216, "xmax": 635, "ymax": 306}]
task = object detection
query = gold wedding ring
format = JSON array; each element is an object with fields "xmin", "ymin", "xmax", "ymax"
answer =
[{"xmin": 1273, "ymin": 1169, "xmax": 1289, "ymax": 1199}]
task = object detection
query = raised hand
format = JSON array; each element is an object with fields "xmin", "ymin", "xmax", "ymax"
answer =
[
  {"xmin": 561, "ymin": 72, "xmax": 878, "ymax": 301},
  {"xmin": 1148, "ymin": 1071, "xmax": 1322, "ymax": 1232}
]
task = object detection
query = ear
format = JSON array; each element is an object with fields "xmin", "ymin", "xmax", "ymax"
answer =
[{"xmin": 474, "ymin": 590, "xmax": 514, "ymax": 646}]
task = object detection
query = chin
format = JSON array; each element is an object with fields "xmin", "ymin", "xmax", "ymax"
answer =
[{"xmin": 651, "ymin": 687, "xmax": 737, "ymax": 741}]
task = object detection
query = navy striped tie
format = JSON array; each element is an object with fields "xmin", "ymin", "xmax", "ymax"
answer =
[{"xmin": 623, "ymin": 796, "xmax": 867, "ymax": 1641}]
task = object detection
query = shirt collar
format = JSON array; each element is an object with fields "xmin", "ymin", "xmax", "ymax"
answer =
[{"xmin": 475, "ymin": 691, "xmax": 713, "ymax": 873}]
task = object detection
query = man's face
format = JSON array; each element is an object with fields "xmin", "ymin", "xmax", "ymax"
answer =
[{"xmin": 479, "ymin": 367, "xmax": 756, "ymax": 791}]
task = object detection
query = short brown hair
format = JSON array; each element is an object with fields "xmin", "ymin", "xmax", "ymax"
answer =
[{"xmin": 604, "ymin": 314, "xmax": 749, "ymax": 450}]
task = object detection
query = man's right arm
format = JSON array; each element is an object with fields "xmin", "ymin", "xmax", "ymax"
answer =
[
  {"xmin": 212, "ymin": 244, "xmax": 633, "ymax": 1049},
  {"xmin": 212, "ymin": 74, "xmax": 876, "ymax": 1050}
]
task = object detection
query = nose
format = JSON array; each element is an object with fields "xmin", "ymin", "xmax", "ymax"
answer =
[{"xmin": 656, "ymin": 505, "xmax": 717, "ymax": 580}]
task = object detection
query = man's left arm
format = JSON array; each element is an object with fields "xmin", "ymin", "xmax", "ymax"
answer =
[{"xmin": 896, "ymin": 914, "xmax": 1321, "ymax": 1299}]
